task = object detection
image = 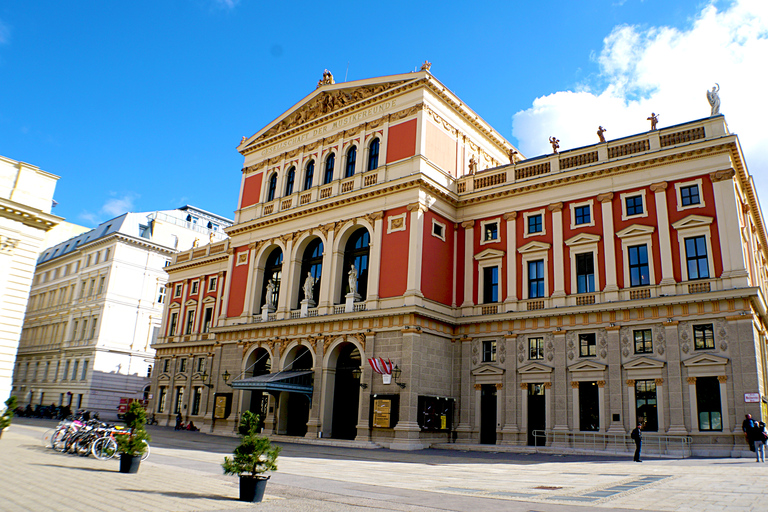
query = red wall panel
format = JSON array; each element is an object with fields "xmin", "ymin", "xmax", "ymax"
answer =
[
  {"xmin": 421, "ymin": 211, "xmax": 454, "ymax": 305},
  {"xmin": 379, "ymin": 207, "xmax": 410, "ymax": 298},
  {"xmin": 226, "ymin": 247, "xmax": 250, "ymax": 317},
  {"xmin": 241, "ymin": 172, "xmax": 263, "ymax": 208},
  {"xmin": 386, "ymin": 119, "xmax": 417, "ymax": 163}
]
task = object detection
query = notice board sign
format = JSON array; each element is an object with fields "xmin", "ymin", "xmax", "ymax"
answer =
[
  {"xmin": 745, "ymin": 392, "xmax": 761, "ymax": 403},
  {"xmin": 369, "ymin": 394, "xmax": 399, "ymax": 429},
  {"xmin": 213, "ymin": 393, "xmax": 232, "ymax": 419}
]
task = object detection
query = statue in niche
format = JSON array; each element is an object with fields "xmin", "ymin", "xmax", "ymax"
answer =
[
  {"xmin": 647, "ymin": 112, "xmax": 659, "ymax": 130},
  {"xmin": 348, "ymin": 264, "xmax": 358, "ymax": 295},
  {"xmin": 549, "ymin": 136, "xmax": 560, "ymax": 154},
  {"xmin": 303, "ymin": 272, "xmax": 316, "ymax": 301},
  {"xmin": 265, "ymin": 279, "xmax": 276, "ymax": 306},
  {"xmin": 597, "ymin": 126, "xmax": 607, "ymax": 143},
  {"xmin": 707, "ymin": 84, "xmax": 720, "ymax": 116}
]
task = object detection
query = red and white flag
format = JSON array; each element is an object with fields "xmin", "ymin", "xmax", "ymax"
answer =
[{"xmin": 368, "ymin": 357, "xmax": 393, "ymax": 375}]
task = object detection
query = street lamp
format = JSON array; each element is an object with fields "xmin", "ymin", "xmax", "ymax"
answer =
[
  {"xmin": 200, "ymin": 372, "xmax": 214, "ymax": 388},
  {"xmin": 392, "ymin": 365, "xmax": 406, "ymax": 389},
  {"xmin": 222, "ymin": 370, "xmax": 231, "ymax": 386},
  {"xmin": 351, "ymin": 367, "xmax": 368, "ymax": 389}
]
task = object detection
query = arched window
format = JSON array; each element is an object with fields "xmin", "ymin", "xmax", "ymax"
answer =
[
  {"xmin": 367, "ymin": 138, "xmax": 380, "ymax": 171},
  {"xmin": 266, "ymin": 173, "xmax": 277, "ymax": 202},
  {"xmin": 324, "ymin": 153, "xmax": 335, "ymax": 185},
  {"xmin": 298, "ymin": 238, "xmax": 323, "ymax": 307},
  {"xmin": 285, "ymin": 167, "xmax": 296, "ymax": 196},
  {"xmin": 345, "ymin": 146, "xmax": 357, "ymax": 178},
  {"xmin": 303, "ymin": 160, "xmax": 314, "ymax": 191},
  {"xmin": 260, "ymin": 248, "xmax": 283, "ymax": 309},
  {"xmin": 342, "ymin": 229, "xmax": 370, "ymax": 301}
]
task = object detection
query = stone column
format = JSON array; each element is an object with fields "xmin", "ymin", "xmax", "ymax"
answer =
[
  {"xmin": 404, "ymin": 203, "xmax": 426, "ymax": 305},
  {"xmin": 606, "ymin": 326, "xmax": 625, "ymax": 433},
  {"xmin": 549, "ymin": 202, "xmax": 565, "ymax": 306},
  {"xmin": 500, "ymin": 334, "xmax": 519, "ymax": 443},
  {"xmin": 687, "ymin": 377, "xmax": 698, "ymax": 433},
  {"xmin": 627, "ymin": 380, "xmax": 637, "ymax": 429},
  {"xmin": 520, "ymin": 383, "xmax": 529, "ymax": 438},
  {"xmin": 455, "ymin": 336, "xmax": 473, "ymax": 441},
  {"xmin": 545, "ymin": 381, "xmax": 553, "ymax": 430},
  {"xmin": 503, "ymin": 213, "xmax": 518, "ymax": 311},
  {"xmin": 365, "ymin": 212, "xmax": 385, "ymax": 308},
  {"xmin": 651, "ymin": 182, "xmax": 676, "ymax": 293},
  {"xmin": 391, "ymin": 327, "xmax": 424, "ymax": 450},
  {"xmin": 355, "ymin": 330, "xmax": 375, "ymax": 442},
  {"xmin": 718, "ymin": 375, "xmax": 730, "ymax": 433},
  {"xmin": 276, "ymin": 236, "xmax": 295, "ymax": 318},
  {"xmin": 239, "ymin": 243, "xmax": 258, "ymax": 319},
  {"xmin": 597, "ymin": 380, "xmax": 606, "ymax": 432},
  {"xmin": 655, "ymin": 378, "xmax": 665, "ymax": 432},
  {"xmin": 598, "ymin": 193, "xmax": 618, "ymax": 301},
  {"xmin": 461, "ymin": 221, "xmax": 474, "ymax": 308},
  {"xmin": 318, "ymin": 224, "xmax": 335, "ymax": 314},
  {"xmin": 710, "ymin": 169, "xmax": 748, "ymax": 287},
  {"xmin": 305, "ymin": 339, "xmax": 324, "ymax": 438},
  {"xmin": 473, "ymin": 383, "xmax": 482, "ymax": 441},
  {"xmin": 665, "ymin": 321, "xmax": 688, "ymax": 434},
  {"xmin": 553, "ymin": 331, "xmax": 568, "ymax": 431},
  {"xmin": 219, "ymin": 250, "xmax": 236, "ymax": 321},
  {"xmin": 495, "ymin": 382, "xmax": 504, "ymax": 441},
  {"xmin": 571, "ymin": 381, "xmax": 580, "ymax": 429},
  {"xmin": 213, "ymin": 272, "xmax": 225, "ymax": 327}
]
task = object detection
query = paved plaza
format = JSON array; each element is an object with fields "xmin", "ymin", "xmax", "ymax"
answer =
[{"xmin": 1, "ymin": 419, "xmax": 767, "ymax": 511}]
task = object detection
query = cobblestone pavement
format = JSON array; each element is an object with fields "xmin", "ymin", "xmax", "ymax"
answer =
[{"xmin": 2, "ymin": 419, "xmax": 767, "ymax": 511}]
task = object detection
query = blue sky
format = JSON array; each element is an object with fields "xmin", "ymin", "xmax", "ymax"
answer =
[{"xmin": 1, "ymin": 1, "xmax": 766, "ymax": 227}]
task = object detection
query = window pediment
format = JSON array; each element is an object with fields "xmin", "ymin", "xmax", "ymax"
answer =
[
  {"xmin": 158, "ymin": 373, "xmax": 171, "ymax": 381},
  {"xmin": 474, "ymin": 248, "xmax": 505, "ymax": 261},
  {"xmin": 184, "ymin": 299, "xmax": 198, "ymax": 307},
  {"xmin": 202, "ymin": 296, "xmax": 217, "ymax": 304},
  {"xmin": 471, "ymin": 363, "xmax": 504, "ymax": 376},
  {"xmin": 568, "ymin": 360, "xmax": 607, "ymax": 372},
  {"xmin": 672, "ymin": 214, "xmax": 714, "ymax": 231},
  {"xmin": 565, "ymin": 233, "xmax": 601, "ymax": 246},
  {"xmin": 518, "ymin": 362, "xmax": 554, "ymax": 374},
  {"xmin": 682, "ymin": 353, "xmax": 729, "ymax": 367},
  {"xmin": 518, "ymin": 241, "xmax": 551, "ymax": 254},
  {"xmin": 174, "ymin": 373, "xmax": 187, "ymax": 380},
  {"xmin": 623, "ymin": 356, "xmax": 666, "ymax": 371},
  {"xmin": 616, "ymin": 224, "xmax": 655, "ymax": 239}
]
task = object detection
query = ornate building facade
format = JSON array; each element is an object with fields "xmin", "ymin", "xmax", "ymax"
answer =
[{"xmin": 151, "ymin": 69, "xmax": 768, "ymax": 455}]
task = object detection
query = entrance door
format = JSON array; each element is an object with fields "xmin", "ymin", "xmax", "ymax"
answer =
[
  {"xmin": 480, "ymin": 385, "xmax": 497, "ymax": 444},
  {"xmin": 331, "ymin": 343, "xmax": 362, "ymax": 440},
  {"xmin": 579, "ymin": 381, "xmax": 599, "ymax": 431},
  {"xmin": 286, "ymin": 393, "xmax": 309, "ymax": 436},
  {"xmin": 527, "ymin": 383, "xmax": 546, "ymax": 446}
]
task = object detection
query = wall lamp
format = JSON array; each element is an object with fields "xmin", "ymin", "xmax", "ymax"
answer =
[
  {"xmin": 199, "ymin": 372, "xmax": 214, "ymax": 388},
  {"xmin": 351, "ymin": 367, "xmax": 368, "ymax": 389},
  {"xmin": 392, "ymin": 365, "xmax": 407, "ymax": 389},
  {"xmin": 222, "ymin": 370, "xmax": 231, "ymax": 386}
]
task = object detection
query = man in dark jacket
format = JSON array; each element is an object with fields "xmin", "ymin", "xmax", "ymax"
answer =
[
  {"xmin": 631, "ymin": 423, "xmax": 643, "ymax": 462},
  {"xmin": 743, "ymin": 414, "xmax": 756, "ymax": 451}
]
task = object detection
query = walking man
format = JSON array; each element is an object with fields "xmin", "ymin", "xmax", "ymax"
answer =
[
  {"xmin": 743, "ymin": 414, "xmax": 756, "ymax": 452},
  {"xmin": 631, "ymin": 422, "xmax": 643, "ymax": 462}
]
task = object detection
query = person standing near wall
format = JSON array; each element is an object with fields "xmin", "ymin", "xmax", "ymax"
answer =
[{"xmin": 631, "ymin": 423, "xmax": 643, "ymax": 462}]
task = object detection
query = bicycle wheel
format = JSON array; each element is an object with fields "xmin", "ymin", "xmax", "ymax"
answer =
[
  {"xmin": 91, "ymin": 437, "xmax": 117, "ymax": 461},
  {"xmin": 41, "ymin": 429, "xmax": 56, "ymax": 448},
  {"xmin": 140, "ymin": 441, "xmax": 150, "ymax": 461},
  {"xmin": 54, "ymin": 431, "xmax": 71, "ymax": 452},
  {"xmin": 75, "ymin": 435, "xmax": 93, "ymax": 456}
]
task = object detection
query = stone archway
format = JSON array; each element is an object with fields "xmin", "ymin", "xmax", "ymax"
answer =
[{"xmin": 328, "ymin": 342, "xmax": 362, "ymax": 440}]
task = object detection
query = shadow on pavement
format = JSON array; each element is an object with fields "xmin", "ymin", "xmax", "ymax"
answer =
[
  {"xmin": 31, "ymin": 463, "xmax": 115, "ymax": 473},
  {"xmin": 119, "ymin": 489, "xmax": 235, "ymax": 501}
]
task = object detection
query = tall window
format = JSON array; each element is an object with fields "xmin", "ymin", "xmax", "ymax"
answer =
[
  {"xmin": 483, "ymin": 266, "xmax": 499, "ymax": 303},
  {"xmin": 174, "ymin": 387, "xmax": 184, "ymax": 414},
  {"xmin": 576, "ymin": 253, "xmax": 595, "ymax": 293},
  {"xmin": 693, "ymin": 324, "xmax": 714, "ymax": 350},
  {"xmin": 184, "ymin": 310, "xmax": 195, "ymax": 335},
  {"xmin": 324, "ymin": 153, "xmax": 335, "ymax": 184},
  {"xmin": 529, "ymin": 337, "xmax": 544, "ymax": 360},
  {"xmin": 482, "ymin": 340, "xmax": 496, "ymax": 362},
  {"xmin": 284, "ymin": 166, "xmax": 296, "ymax": 196},
  {"xmin": 191, "ymin": 387, "xmax": 202, "ymax": 415},
  {"xmin": 157, "ymin": 387, "xmax": 167, "ymax": 413},
  {"xmin": 579, "ymin": 333, "xmax": 596, "ymax": 357},
  {"xmin": 574, "ymin": 205, "xmax": 591, "ymax": 225},
  {"xmin": 635, "ymin": 380, "xmax": 658, "ymax": 431},
  {"xmin": 634, "ymin": 329, "xmax": 653, "ymax": 354},
  {"xmin": 202, "ymin": 308, "xmax": 213, "ymax": 333},
  {"xmin": 628, "ymin": 245, "xmax": 650, "ymax": 287},
  {"xmin": 680, "ymin": 184, "xmax": 700, "ymax": 206},
  {"xmin": 298, "ymin": 238, "xmax": 323, "ymax": 306},
  {"xmin": 685, "ymin": 236, "xmax": 709, "ymax": 280},
  {"xmin": 342, "ymin": 229, "xmax": 370, "ymax": 300},
  {"xmin": 696, "ymin": 377, "xmax": 722, "ymax": 431},
  {"xmin": 625, "ymin": 195, "xmax": 644, "ymax": 216},
  {"xmin": 168, "ymin": 312, "xmax": 178, "ymax": 336},
  {"xmin": 266, "ymin": 173, "xmax": 277, "ymax": 201},
  {"xmin": 163, "ymin": 359, "xmax": 170, "ymax": 373},
  {"xmin": 261, "ymin": 248, "xmax": 283, "ymax": 308},
  {"xmin": 345, "ymin": 146, "xmax": 357, "ymax": 178},
  {"xmin": 367, "ymin": 138, "xmax": 380, "ymax": 171},
  {"xmin": 303, "ymin": 160, "xmax": 315, "ymax": 190},
  {"xmin": 179, "ymin": 358, "xmax": 187, "ymax": 373},
  {"xmin": 81, "ymin": 360, "xmax": 88, "ymax": 380},
  {"xmin": 528, "ymin": 260, "xmax": 545, "ymax": 298},
  {"xmin": 71, "ymin": 360, "xmax": 79, "ymax": 380}
]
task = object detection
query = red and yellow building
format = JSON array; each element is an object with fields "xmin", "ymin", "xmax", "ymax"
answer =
[{"xmin": 151, "ymin": 68, "xmax": 768, "ymax": 455}]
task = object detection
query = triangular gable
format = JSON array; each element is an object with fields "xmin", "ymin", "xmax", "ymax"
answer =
[
  {"xmin": 682, "ymin": 353, "xmax": 729, "ymax": 367},
  {"xmin": 471, "ymin": 363, "xmax": 505, "ymax": 376},
  {"xmin": 518, "ymin": 362, "xmax": 554, "ymax": 374},
  {"xmin": 672, "ymin": 214, "xmax": 714, "ymax": 231},
  {"xmin": 518, "ymin": 241, "xmax": 551, "ymax": 254},
  {"xmin": 568, "ymin": 360, "xmax": 608, "ymax": 372},
  {"xmin": 201, "ymin": 295, "xmax": 217, "ymax": 304},
  {"xmin": 623, "ymin": 356, "xmax": 666, "ymax": 371},
  {"xmin": 184, "ymin": 299, "xmax": 198, "ymax": 307},
  {"xmin": 174, "ymin": 373, "xmax": 187, "ymax": 380},
  {"xmin": 616, "ymin": 224, "xmax": 655, "ymax": 239},
  {"xmin": 565, "ymin": 233, "xmax": 602, "ymax": 246},
  {"xmin": 168, "ymin": 302, "xmax": 181, "ymax": 310},
  {"xmin": 241, "ymin": 74, "xmax": 422, "ymax": 148},
  {"xmin": 474, "ymin": 248, "xmax": 505, "ymax": 261},
  {"xmin": 158, "ymin": 373, "xmax": 171, "ymax": 382}
]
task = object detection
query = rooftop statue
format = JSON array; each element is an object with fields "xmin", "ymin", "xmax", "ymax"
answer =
[
  {"xmin": 317, "ymin": 69, "xmax": 335, "ymax": 88},
  {"xmin": 707, "ymin": 84, "xmax": 720, "ymax": 116},
  {"xmin": 420, "ymin": 60, "xmax": 432, "ymax": 72},
  {"xmin": 597, "ymin": 126, "xmax": 607, "ymax": 143},
  {"xmin": 508, "ymin": 148, "xmax": 518, "ymax": 164},
  {"xmin": 549, "ymin": 136, "xmax": 560, "ymax": 154},
  {"xmin": 647, "ymin": 113, "xmax": 659, "ymax": 131}
]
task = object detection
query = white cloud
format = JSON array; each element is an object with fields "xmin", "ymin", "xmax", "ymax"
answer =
[
  {"xmin": 513, "ymin": 0, "xmax": 768, "ymax": 198},
  {"xmin": 77, "ymin": 194, "xmax": 138, "ymax": 226}
]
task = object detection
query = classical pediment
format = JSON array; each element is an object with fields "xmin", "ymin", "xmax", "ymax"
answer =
[
  {"xmin": 565, "ymin": 233, "xmax": 601, "ymax": 246},
  {"xmin": 174, "ymin": 373, "xmax": 188, "ymax": 380},
  {"xmin": 471, "ymin": 363, "xmax": 505, "ymax": 376},
  {"xmin": 184, "ymin": 299, "xmax": 198, "ymax": 307},
  {"xmin": 682, "ymin": 353, "xmax": 729, "ymax": 367},
  {"xmin": 474, "ymin": 248, "xmax": 505, "ymax": 261},
  {"xmin": 168, "ymin": 302, "xmax": 181, "ymax": 310},
  {"xmin": 158, "ymin": 373, "xmax": 171, "ymax": 382},
  {"xmin": 616, "ymin": 224, "xmax": 655, "ymax": 238},
  {"xmin": 202, "ymin": 295, "xmax": 217, "ymax": 304},
  {"xmin": 241, "ymin": 74, "xmax": 420, "ymax": 148},
  {"xmin": 672, "ymin": 214, "xmax": 714, "ymax": 230},
  {"xmin": 518, "ymin": 362, "xmax": 554, "ymax": 374},
  {"xmin": 518, "ymin": 241, "xmax": 551, "ymax": 254},
  {"xmin": 568, "ymin": 360, "xmax": 608, "ymax": 372},
  {"xmin": 623, "ymin": 356, "xmax": 666, "ymax": 371}
]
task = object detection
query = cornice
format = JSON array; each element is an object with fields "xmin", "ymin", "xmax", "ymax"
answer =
[
  {"xmin": 0, "ymin": 197, "xmax": 62, "ymax": 232},
  {"xmin": 166, "ymin": 253, "xmax": 230, "ymax": 273}
]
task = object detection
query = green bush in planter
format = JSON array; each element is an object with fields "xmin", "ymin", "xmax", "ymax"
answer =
[
  {"xmin": 116, "ymin": 400, "xmax": 151, "ymax": 456},
  {"xmin": 0, "ymin": 396, "xmax": 18, "ymax": 436},
  {"xmin": 223, "ymin": 413, "xmax": 280, "ymax": 477},
  {"xmin": 237, "ymin": 410, "xmax": 262, "ymax": 436}
]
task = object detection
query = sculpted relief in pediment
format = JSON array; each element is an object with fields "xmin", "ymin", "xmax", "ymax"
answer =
[{"xmin": 259, "ymin": 82, "xmax": 404, "ymax": 140}]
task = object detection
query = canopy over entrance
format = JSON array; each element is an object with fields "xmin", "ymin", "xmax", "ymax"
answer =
[{"xmin": 231, "ymin": 370, "xmax": 313, "ymax": 400}]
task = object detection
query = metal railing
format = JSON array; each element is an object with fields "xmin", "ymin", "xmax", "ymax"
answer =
[{"xmin": 532, "ymin": 430, "xmax": 693, "ymax": 458}]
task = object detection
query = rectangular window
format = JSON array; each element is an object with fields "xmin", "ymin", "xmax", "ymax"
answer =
[
  {"xmin": 191, "ymin": 387, "xmax": 202, "ymax": 415},
  {"xmin": 579, "ymin": 333, "xmax": 596, "ymax": 357},
  {"xmin": 680, "ymin": 184, "xmax": 701, "ymax": 206},
  {"xmin": 63, "ymin": 360, "xmax": 70, "ymax": 381},
  {"xmin": 693, "ymin": 324, "xmax": 715, "ymax": 350},
  {"xmin": 484, "ymin": 222, "xmax": 498, "ymax": 242},
  {"xmin": 529, "ymin": 337, "xmax": 544, "ymax": 360},
  {"xmin": 157, "ymin": 387, "xmax": 167, "ymax": 413},
  {"xmin": 579, "ymin": 381, "xmax": 599, "ymax": 431},
  {"xmin": 696, "ymin": 376, "xmax": 722, "ymax": 431},
  {"xmin": 202, "ymin": 308, "xmax": 214, "ymax": 333},
  {"xmin": 71, "ymin": 321, "xmax": 79, "ymax": 341},
  {"xmin": 174, "ymin": 387, "xmax": 184, "ymax": 414},
  {"xmin": 157, "ymin": 286, "xmax": 166, "ymax": 304},
  {"xmin": 81, "ymin": 360, "xmax": 88, "ymax": 380},
  {"xmin": 88, "ymin": 279, "xmax": 95, "ymax": 296},
  {"xmin": 483, "ymin": 266, "xmax": 499, "ymax": 303},
  {"xmin": 576, "ymin": 253, "xmax": 595, "ymax": 293},
  {"xmin": 185, "ymin": 310, "xmax": 195, "ymax": 335},
  {"xmin": 174, "ymin": 284, "xmax": 183, "ymax": 297},
  {"xmin": 528, "ymin": 214, "xmax": 543, "ymax": 234},
  {"xmin": 71, "ymin": 360, "xmax": 79, "ymax": 380},
  {"xmin": 179, "ymin": 358, "xmax": 187, "ymax": 373},
  {"xmin": 574, "ymin": 205, "xmax": 591, "ymax": 225},
  {"xmin": 168, "ymin": 312, "xmax": 178, "ymax": 336},
  {"xmin": 685, "ymin": 236, "xmax": 709, "ymax": 280},
  {"xmin": 208, "ymin": 277, "xmax": 217, "ymax": 292},
  {"xmin": 139, "ymin": 224, "xmax": 151, "ymax": 238},
  {"xmin": 77, "ymin": 394, "xmax": 83, "ymax": 409},
  {"xmin": 191, "ymin": 281, "xmax": 199, "ymax": 294},
  {"xmin": 635, "ymin": 379, "xmax": 658, "ymax": 431},
  {"xmin": 196, "ymin": 357, "xmax": 205, "ymax": 373},
  {"xmin": 528, "ymin": 260, "xmax": 545, "ymax": 298},
  {"xmin": 628, "ymin": 245, "xmax": 650, "ymax": 287},
  {"xmin": 80, "ymin": 320, "xmax": 88, "ymax": 340},
  {"xmin": 625, "ymin": 195, "xmax": 644, "ymax": 216},
  {"xmin": 163, "ymin": 359, "xmax": 170, "ymax": 373},
  {"xmin": 482, "ymin": 340, "xmax": 496, "ymax": 362},
  {"xmin": 634, "ymin": 329, "xmax": 653, "ymax": 354},
  {"xmin": 97, "ymin": 276, "xmax": 105, "ymax": 294},
  {"xmin": 90, "ymin": 318, "xmax": 97, "ymax": 339}
]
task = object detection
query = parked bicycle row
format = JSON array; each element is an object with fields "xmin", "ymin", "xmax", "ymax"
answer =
[{"xmin": 41, "ymin": 414, "xmax": 150, "ymax": 462}]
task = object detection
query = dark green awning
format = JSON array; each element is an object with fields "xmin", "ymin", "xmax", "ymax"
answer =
[{"xmin": 231, "ymin": 370, "xmax": 313, "ymax": 400}]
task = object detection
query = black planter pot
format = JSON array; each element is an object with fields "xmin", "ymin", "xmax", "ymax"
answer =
[
  {"xmin": 239, "ymin": 475, "xmax": 269, "ymax": 502},
  {"xmin": 119, "ymin": 454, "xmax": 141, "ymax": 474}
]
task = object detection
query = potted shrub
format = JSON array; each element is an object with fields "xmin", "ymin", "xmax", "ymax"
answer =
[
  {"xmin": 116, "ymin": 400, "xmax": 151, "ymax": 473},
  {"xmin": 0, "ymin": 396, "xmax": 18, "ymax": 439},
  {"xmin": 223, "ymin": 414, "xmax": 280, "ymax": 502}
]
